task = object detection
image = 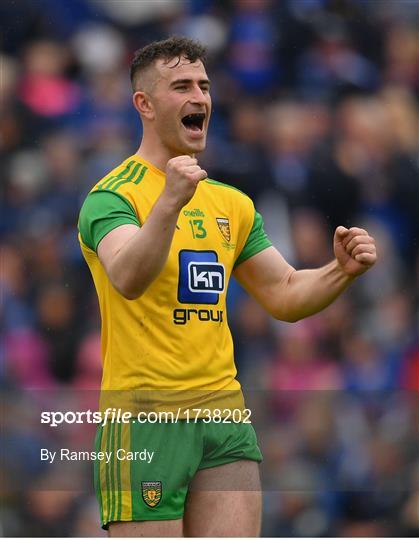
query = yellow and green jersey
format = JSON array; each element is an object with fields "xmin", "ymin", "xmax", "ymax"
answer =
[{"xmin": 78, "ymin": 154, "xmax": 271, "ymax": 411}]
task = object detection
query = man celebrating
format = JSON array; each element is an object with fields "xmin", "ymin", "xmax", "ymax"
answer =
[{"xmin": 78, "ymin": 37, "xmax": 376, "ymax": 537}]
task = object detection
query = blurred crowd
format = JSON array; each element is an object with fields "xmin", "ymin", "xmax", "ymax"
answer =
[{"xmin": 1, "ymin": 0, "xmax": 418, "ymax": 537}]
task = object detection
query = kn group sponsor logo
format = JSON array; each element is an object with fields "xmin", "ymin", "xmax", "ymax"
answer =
[
  {"xmin": 178, "ymin": 250, "xmax": 225, "ymax": 305},
  {"xmin": 188, "ymin": 262, "xmax": 224, "ymax": 293}
]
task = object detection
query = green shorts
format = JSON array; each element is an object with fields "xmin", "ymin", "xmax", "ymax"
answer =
[{"xmin": 94, "ymin": 419, "xmax": 262, "ymax": 528}]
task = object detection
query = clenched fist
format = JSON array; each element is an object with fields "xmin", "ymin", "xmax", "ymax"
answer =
[
  {"xmin": 163, "ymin": 155, "xmax": 207, "ymax": 211},
  {"xmin": 334, "ymin": 226, "xmax": 377, "ymax": 277}
]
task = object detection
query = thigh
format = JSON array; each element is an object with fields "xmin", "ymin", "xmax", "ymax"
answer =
[
  {"xmin": 108, "ymin": 519, "xmax": 183, "ymax": 537},
  {"xmin": 183, "ymin": 460, "xmax": 262, "ymax": 537}
]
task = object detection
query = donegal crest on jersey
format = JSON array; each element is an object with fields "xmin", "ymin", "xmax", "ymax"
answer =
[
  {"xmin": 141, "ymin": 481, "xmax": 162, "ymax": 507},
  {"xmin": 216, "ymin": 217, "xmax": 231, "ymax": 243}
]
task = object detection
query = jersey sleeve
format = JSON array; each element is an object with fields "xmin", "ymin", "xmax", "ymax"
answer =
[
  {"xmin": 78, "ymin": 190, "xmax": 140, "ymax": 252},
  {"xmin": 234, "ymin": 209, "xmax": 272, "ymax": 268}
]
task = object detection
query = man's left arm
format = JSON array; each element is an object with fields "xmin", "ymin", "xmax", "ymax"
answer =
[{"xmin": 233, "ymin": 226, "xmax": 377, "ymax": 323}]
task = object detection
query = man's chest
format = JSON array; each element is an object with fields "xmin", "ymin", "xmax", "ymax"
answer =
[{"xmin": 172, "ymin": 201, "xmax": 238, "ymax": 255}]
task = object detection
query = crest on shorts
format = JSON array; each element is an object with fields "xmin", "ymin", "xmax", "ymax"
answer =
[
  {"xmin": 141, "ymin": 481, "xmax": 162, "ymax": 507},
  {"xmin": 216, "ymin": 217, "xmax": 231, "ymax": 243}
]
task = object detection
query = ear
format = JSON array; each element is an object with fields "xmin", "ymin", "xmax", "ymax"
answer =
[{"xmin": 133, "ymin": 91, "xmax": 154, "ymax": 120}]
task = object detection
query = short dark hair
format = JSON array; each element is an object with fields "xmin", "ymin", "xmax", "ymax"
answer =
[{"xmin": 130, "ymin": 36, "xmax": 207, "ymax": 91}]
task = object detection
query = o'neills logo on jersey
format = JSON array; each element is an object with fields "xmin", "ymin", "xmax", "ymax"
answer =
[
  {"xmin": 216, "ymin": 217, "xmax": 231, "ymax": 243},
  {"xmin": 183, "ymin": 208, "xmax": 205, "ymax": 217}
]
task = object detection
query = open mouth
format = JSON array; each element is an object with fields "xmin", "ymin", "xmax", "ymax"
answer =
[{"xmin": 181, "ymin": 113, "xmax": 205, "ymax": 133}]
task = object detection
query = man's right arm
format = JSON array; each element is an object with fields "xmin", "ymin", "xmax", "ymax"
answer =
[{"xmin": 96, "ymin": 155, "xmax": 207, "ymax": 300}]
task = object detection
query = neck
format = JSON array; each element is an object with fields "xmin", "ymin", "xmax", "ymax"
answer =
[
  {"xmin": 135, "ymin": 141, "xmax": 170, "ymax": 172},
  {"xmin": 136, "ymin": 133, "xmax": 194, "ymax": 173}
]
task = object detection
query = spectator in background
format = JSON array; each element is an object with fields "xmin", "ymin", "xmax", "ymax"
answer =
[
  {"xmin": 265, "ymin": 101, "xmax": 316, "ymax": 208},
  {"xmin": 17, "ymin": 41, "xmax": 83, "ymax": 140},
  {"xmin": 201, "ymin": 99, "xmax": 273, "ymax": 201},
  {"xmin": 227, "ymin": 0, "xmax": 279, "ymax": 95},
  {"xmin": 297, "ymin": 15, "xmax": 379, "ymax": 100},
  {"xmin": 269, "ymin": 321, "xmax": 343, "ymax": 394}
]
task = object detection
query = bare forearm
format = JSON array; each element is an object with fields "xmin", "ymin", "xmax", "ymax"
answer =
[
  {"xmin": 275, "ymin": 260, "xmax": 354, "ymax": 322},
  {"xmin": 108, "ymin": 195, "xmax": 179, "ymax": 299},
  {"xmin": 235, "ymin": 227, "xmax": 376, "ymax": 323}
]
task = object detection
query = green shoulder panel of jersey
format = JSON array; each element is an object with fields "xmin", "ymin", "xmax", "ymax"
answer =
[
  {"xmin": 234, "ymin": 210, "xmax": 272, "ymax": 268},
  {"xmin": 78, "ymin": 190, "xmax": 140, "ymax": 252}
]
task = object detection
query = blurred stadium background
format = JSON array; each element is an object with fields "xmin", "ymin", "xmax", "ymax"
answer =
[{"xmin": 1, "ymin": 0, "xmax": 418, "ymax": 536}]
